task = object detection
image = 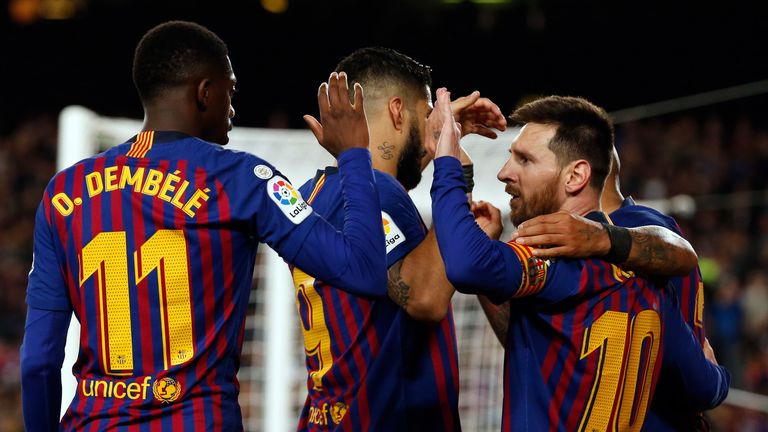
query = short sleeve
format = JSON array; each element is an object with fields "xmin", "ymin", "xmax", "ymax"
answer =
[{"xmin": 26, "ymin": 195, "xmax": 71, "ymax": 311}]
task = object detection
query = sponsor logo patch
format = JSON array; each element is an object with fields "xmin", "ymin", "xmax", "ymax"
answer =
[
  {"xmin": 382, "ymin": 211, "xmax": 406, "ymax": 254},
  {"xmin": 267, "ymin": 176, "xmax": 313, "ymax": 224},
  {"xmin": 330, "ymin": 401, "xmax": 348, "ymax": 424},
  {"xmin": 152, "ymin": 377, "xmax": 182, "ymax": 403},
  {"xmin": 253, "ymin": 164, "xmax": 274, "ymax": 179}
]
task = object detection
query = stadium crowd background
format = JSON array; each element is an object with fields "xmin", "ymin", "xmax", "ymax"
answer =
[{"xmin": 2, "ymin": 0, "xmax": 768, "ymax": 430}]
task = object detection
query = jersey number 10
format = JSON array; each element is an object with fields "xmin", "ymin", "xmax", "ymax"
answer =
[{"xmin": 579, "ymin": 309, "xmax": 662, "ymax": 432}]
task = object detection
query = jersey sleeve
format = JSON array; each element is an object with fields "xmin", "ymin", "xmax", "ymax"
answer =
[
  {"xmin": 20, "ymin": 306, "xmax": 71, "ymax": 431},
  {"xmin": 26, "ymin": 190, "xmax": 72, "ymax": 311},
  {"xmin": 242, "ymin": 149, "xmax": 387, "ymax": 297},
  {"xmin": 376, "ymin": 174, "xmax": 426, "ymax": 267},
  {"xmin": 660, "ymin": 297, "xmax": 730, "ymax": 410},
  {"xmin": 431, "ymin": 156, "xmax": 587, "ymax": 305}
]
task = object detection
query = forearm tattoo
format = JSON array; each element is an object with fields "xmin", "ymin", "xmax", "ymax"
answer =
[
  {"xmin": 378, "ymin": 141, "xmax": 394, "ymax": 160},
  {"xmin": 387, "ymin": 260, "xmax": 410, "ymax": 308},
  {"xmin": 629, "ymin": 228, "xmax": 672, "ymax": 270}
]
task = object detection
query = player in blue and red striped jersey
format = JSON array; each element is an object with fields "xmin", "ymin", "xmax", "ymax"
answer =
[
  {"xmin": 20, "ymin": 21, "xmax": 387, "ymax": 431},
  {"xmin": 292, "ymin": 47, "xmax": 507, "ymax": 431},
  {"xmin": 602, "ymin": 148, "xmax": 713, "ymax": 430},
  {"xmin": 511, "ymin": 148, "xmax": 715, "ymax": 430},
  {"xmin": 430, "ymin": 93, "xmax": 729, "ymax": 430}
]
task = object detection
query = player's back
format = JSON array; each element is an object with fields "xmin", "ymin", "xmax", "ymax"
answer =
[
  {"xmin": 501, "ymin": 232, "xmax": 667, "ymax": 431},
  {"xmin": 46, "ymin": 131, "xmax": 290, "ymax": 431},
  {"xmin": 292, "ymin": 168, "xmax": 460, "ymax": 431},
  {"xmin": 610, "ymin": 200, "xmax": 711, "ymax": 431}
]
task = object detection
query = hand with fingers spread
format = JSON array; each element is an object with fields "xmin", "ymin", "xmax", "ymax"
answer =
[
  {"xmin": 510, "ymin": 210, "xmax": 611, "ymax": 259},
  {"xmin": 452, "ymin": 91, "xmax": 508, "ymax": 139},
  {"xmin": 425, "ymin": 90, "xmax": 507, "ymax": 160},
  {"xmin": 471, "ymin": 200, "xmax": 503, "ymax": 240},
  {"xmin": 433, "ymin": 88, "xmax": 462, "ymax": 160},
  {"xmin": 303, "ymin": 71, "xmax": 369, "ymax": 158}
]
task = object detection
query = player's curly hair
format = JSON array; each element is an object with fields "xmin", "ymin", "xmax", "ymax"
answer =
[
  {"xmin": 335, "ymin": 47, "xmax": 432, "ymax": 109},
  {"xmin": 510, "ymin": 96, "xmax": 614, "ymax": 190},
  {"xmin": 133, "ymin": 21, "xmax": 230, "ymax": 104}
]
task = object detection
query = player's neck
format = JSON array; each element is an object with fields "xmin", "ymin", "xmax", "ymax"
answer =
[
  {"xmin": 599, "ymin": 174, "xmax": 624, "ymax": 213},
  {"xmin": 141, "ymin": 99, "xmax": 201, "ymax": 137},
  {"xmin": 560, "ymin": 190, "xmax": 602, "ymax": 217},
  {"xmin": 368, "ymin": 123, "xmax": 402, "ymax": 178}
]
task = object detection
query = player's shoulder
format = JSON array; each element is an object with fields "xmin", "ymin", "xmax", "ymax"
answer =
[
  {"xmin": 373, "ymin": 170, "xmax": 413, "ymax": 204},
  {"xmin": 611, "ymin": 203, "xmax": 680, "ymax": 233},
  {"xmin": 188, "ymin": 140, "xmax": 289, "ymax": 185}
]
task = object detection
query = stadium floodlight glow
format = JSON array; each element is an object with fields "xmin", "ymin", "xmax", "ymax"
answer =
[{"xmin": 261, "ymin": 0, "xmax": 288, "ymax": 14}]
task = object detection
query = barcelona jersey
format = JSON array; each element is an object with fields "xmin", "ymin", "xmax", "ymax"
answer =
[
  {"xmin": 431, "ymin": 156, "xmax": 728, "ymax": 431},
  {"xmin": 25, "ymin": 131, "xmax": 386, "ymax": 431},
  {"xmin": 431, "ymin": 156, "xmax": 667, "ymax": 431},
  {"xmin": 610, "ymin": 199, "xmax": 713, "ymax": 431},
  {"xmin": 292, "ymin": 167, "xmax": 461, "ymax": 431}
]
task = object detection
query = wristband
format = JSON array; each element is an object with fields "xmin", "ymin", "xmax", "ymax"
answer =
[
  {"xmin": 462, "ymin": 164, "xmax": 475, "ymax": 193},
  {"xmin": 602, "ymin": 223, "xmax": 632, "ymax": 264}
]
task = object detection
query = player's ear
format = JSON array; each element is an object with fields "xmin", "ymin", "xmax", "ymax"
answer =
[
  {"xmin": 387, "ymin": 97, "xmax": 405, "ymax": 132},
  {"xmin": 564, "ymin": 159, "xmax": 591, "ymax": 195},
  {"xmin": 196, "ymin": 79, "xmax": 212, "ymax": 112}
]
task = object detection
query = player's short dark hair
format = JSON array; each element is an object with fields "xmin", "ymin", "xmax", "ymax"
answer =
[
  {"xmin": 335, "ymin": 47, "xmax": 432, "ymax": 104},
  {"xmin": 133, "ymin": 21, "xmax": 230, "ymax": 103},
  {"xmin": 510, "ymin": 96, "xmax": 614, "ymax": 190}
]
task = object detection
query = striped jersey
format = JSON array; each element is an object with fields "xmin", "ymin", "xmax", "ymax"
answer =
[
  {"xmin": 609, "ymin": 198, "xmax": 712, "ymax": 431},
  {"xmin": 610, "ymin": 197, "xmax": 706, "ymax": 344},
  {"xmin": 292, "ymin": 167, "xmax": 461, "ymax": 431},
  {"xmin": 25, "ymin": 131, "xmax": 385, "ymax": 431},
  {"xmin": 431, "ymin": 157, "xmax": 667, "ymax": 431}
]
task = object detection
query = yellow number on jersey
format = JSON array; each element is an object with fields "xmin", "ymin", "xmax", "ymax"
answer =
[
  {"xmin": 79, "ymin": 230, "xmax": 194, "ymax": 376},
  {"xmin": 579, "ymin": 310, "xmax": 661, "ymax": 431},
  {"xmin": 293, "ymin": 267, "xmax": 333, "ymax": 390}
]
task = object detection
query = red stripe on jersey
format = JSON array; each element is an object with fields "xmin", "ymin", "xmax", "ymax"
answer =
[
  {"xmin": 86, "ymin": 157, "xmax": 107, "ymax": 431},
  {"xmin": 102, "ymin": 159, "xmax": 127, "ymax": 430},
  {"xmin": 194, "ymin": 167, "xmax": 224, "ymax": 431},
  {"xmin": 131, "ymin": 158, "xmax": 153, "ymax": 376},
  {"xmin": 444, "ymin": 314, "xmax": 460, "ymax": 396},
  {"xmin": 316, "ymin": 283, "xmax": 356, "ymax": 405},
  {"xmin": 548, "ymin": 266, "xmax": 592, "ymax": 431},
  {"xmin": 429, "ymin": 328, "xmax": 453, "ymax": 431},
  {"xmin": 184, "ymin": 164, "xmax": 208, "ymax": 428},
  {"xmin": 541, "ymin": 318, "xmax": 563, "ymax": 382},
  {"xmin": 42, "ymin": 190, "xmax": 52, "ymax": 225},
  {"xmin": 359, "ymin": 300, "xmax": 381, "ymax": 358},
  {"xmin": 69, "ymin": 163, "xmax": 86, "ymax": 316},
  {"xmin": 680, "ymin": 274, "xmax": 692, "ymax": 320},
  {"xmin": 565, "ymin": 290, "xmax": 606, "ymax": 431},
  {"xmin": 339, "ymin": 295, "xmax": 371, "ymax": 430}
]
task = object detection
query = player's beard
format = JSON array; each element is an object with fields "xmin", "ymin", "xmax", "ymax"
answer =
[
  {"xmin": 397, "ymin": 123, "xmax": 426, "ymax": 191},
  {"xmin": 509, "ymin": 175, "xmax": 561, "ymax": 227}
]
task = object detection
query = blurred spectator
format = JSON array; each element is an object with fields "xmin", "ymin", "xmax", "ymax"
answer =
[{"xmin": 0, "ymin": 114, "xmax": 57, "ymax": 432}]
